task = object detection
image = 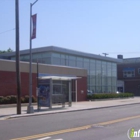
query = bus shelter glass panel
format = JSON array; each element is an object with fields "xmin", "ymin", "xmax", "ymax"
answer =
[{"xmin": 38, "ymin": 79, "xmax": 50, "ymax": 107}]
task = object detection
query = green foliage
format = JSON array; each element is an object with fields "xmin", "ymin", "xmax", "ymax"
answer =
[
  {"xmin": 0, "ymin": 95, "xmax": 37, "ymax": 104},
  {"xmin": 87, "ymin": 93, "xmax": 134, "ymax": 100},
  {"xmin": 0, "ymin": 48, "xmax": 13, "ymax": 54},
  {"xmin": 0, "ymin": 96, "xmax": 4, "ymax": 104}
]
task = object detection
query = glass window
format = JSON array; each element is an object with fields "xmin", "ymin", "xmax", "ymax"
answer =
[
  {"xmin": 42, "ymin": 58, "xmax": 51, "ymax": 64},
  {"xmin": 77, "ymin": 57, "xmax": 83, "ymax": 68},
  {"xmin": 123, "ymin": 68, "xmax": 135, "ymax": 78},
  {"xmin": 52, "ymin": 57, "xmax": 60, "ymax": 65},
  {"xmin": 42, "ymin": 52, "xmax": 51, "ymax": 57},
  {"xmin": 69, "ymin": 55, "xmax": 76, "ymax": 60},
  {"xmin": 84, "ymin": 58, "xmax": 89, "ymax": 70},
  {"xmin": 32, "ymin": 53, "xmax": 42, "ymax": 59},
  {"xmin": 77, "ymin": 57, "xmax": 83, "ymax": 61},
  {"xmin": 52, "ymin": 53, "xmax": 60, "ymax": 58},
  {"xmin": 11, "ymin": 57, "xmax": 15, "ymax": 60},
  {"xmin": 96, "ymin": 60, "xmax": 101, "ymax": 86},
  {"xmin": 69, "ymin": 60, "xmax": 76, "ymax": 67},
  {"xmin": 90, "ymin": 59, "xmax": 95, "ymax": 68},
  {"xmin": 77, "ymin": 61, "xmax": 83, "ymax": 68}
]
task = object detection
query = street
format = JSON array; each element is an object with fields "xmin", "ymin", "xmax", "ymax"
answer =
[{"xmin": 0, "ymin": 104, "xmax": 140, "ymax": 140}]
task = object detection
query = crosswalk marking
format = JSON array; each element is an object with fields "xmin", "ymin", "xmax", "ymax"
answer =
[
  {"xmin": 36, "ymin": 137, "xmax": 63, "ymax": 140},
  {"xmin": 36, "ymin": 137, "xmax": 51, "ymax": 140},
  {"xmin": 53, "ymin": 139, "xmax": 63, "ymax": 140}
]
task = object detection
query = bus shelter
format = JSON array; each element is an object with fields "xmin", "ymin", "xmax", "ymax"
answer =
[{"xmin": 37, "ymin": 76, "xmax": 80, "ymax": 110}]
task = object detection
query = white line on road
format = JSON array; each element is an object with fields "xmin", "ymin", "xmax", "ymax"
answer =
[
  {"xmin": 36, "ymin": 137, "xmax": 51, "ymax": 140},
  {"xmin": 53, "ymin": 139, "xmax": 63, "ymax": 140}
]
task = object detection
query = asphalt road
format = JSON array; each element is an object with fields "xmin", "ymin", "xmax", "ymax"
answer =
[{"xmin": 0, "ymin": 104, "xmax": 140, "ymax": 140}]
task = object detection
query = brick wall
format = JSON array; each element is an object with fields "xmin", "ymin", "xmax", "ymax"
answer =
[
  {"xmin": 0, "ymin": 71, "xmax": 37, "ymax": 97},
  {"xmin": 77, "ymin": 77, "xmax": 87, "ymax": 101},
  {"xmin": 0, "ymin": 71, "xmax": 87, "ymax": 100}
]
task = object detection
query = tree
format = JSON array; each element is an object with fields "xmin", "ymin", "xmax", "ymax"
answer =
[{"xmin": 0, "ymin": 48, "xmax": 13, "ymax": 54}]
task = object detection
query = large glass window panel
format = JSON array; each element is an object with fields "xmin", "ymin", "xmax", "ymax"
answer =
[
  {"xmin": 77, "ymin": 60, "xmax": 83, "ymax": 68},
  {"xmin": 60, "ymin": 58, "xmax": 66, "ymax": 65},
  {"xmin": 11, "ymin": 57, "xmax": 16, "ymax": 60},
  {"xmin": 52, "ymin": 57, "xmax": 61, "ymax": 65},
  {"xmin": 107, "ymin": 77, "xmax": 112, "ymax": 86},
  {"xmin": 96, "ymin": 60, "xmax": 102, "ymax": 86},
  {"xmin": 42, "ymin": 58, "xmax": 51, "ymax": 64},
  {"xmin": 102, "ymin": 77, "xmax": 106, "ymax": 86},
  {"xmin": 61, "ymin": 54, "xmax": 65, "ymax": 58},
  {"xmin": 69, "ymin": 55, "xmax": 76, "ymax": 60},
  {"xmin": 102, "ymin": 86, "xmax": 107, "ymax": 93},
  {"xmin": 69, "ymin": 60, "xmax": 76, "ymax": 67},
  {"xmin": 32, "ymin": 53, "xmax": 42, "ymax": 59},
  {"xmin": 90, "ymin": 69, "xmax": 95, "ymax": 75},
  {"xmin": 77, "ymin": 57, "xmax": 83, "ymax": 61},
  {"xmin": 90, "ymin": 59, "xmax": 96, "ymax": 75},
  {"xmin": 112, "ymin": 86, "xmax": 116, "ymax": 93},
  {"xmin": 52, "ymin": 53, "xmax": 60, "ymax": 58},
  {"xmin": 84, "ymin": 58, "xmax": 90, "ymax": 74},
  {"xmin": 90, "ymin": 75, "xmax": 95, "ymax": 86},
  {"xmin": 107, "ymin": 86, "xmax": 112, "ymax": 93},
  {"xmin": 42, "ymin": 52, "xmax": 51, "ymax": 57},
  {"xmin": 107, "ymin": 62, "xmax": 112, "ymax": 76},
  {"xmin": 96, "ymin": 86, "xmax": 102, "ymax": 93},
  {"xmin": 112, "ymin": 77, "xmax": 116, "ymax": 86},
  {"xmin": 90, "ymin": 86, "xmax": 95, "ymax": 93},
  {"xmin": 102, "ymin": 61, "xmax": 107, "ymax": 76},
  {"xmin": 87, "ymin": 75, "xmax": 90, "ymax": 85}
]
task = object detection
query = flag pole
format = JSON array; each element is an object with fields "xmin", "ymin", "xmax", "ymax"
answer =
[{"xmin": 27, "ymin": 0, "xmax": 38, "ymax": 113}]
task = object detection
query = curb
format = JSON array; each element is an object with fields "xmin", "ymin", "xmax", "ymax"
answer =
[
  {"xmin": 0, "ymin": 103, "xmax": 37, "ymax": 108},
  {"xmin": 6, "ymin": 102, "xmax": 140, "ymax": 120},
  {"xmin": 90, "ymin": 97, "xmax": 134, "ymax": 101}
]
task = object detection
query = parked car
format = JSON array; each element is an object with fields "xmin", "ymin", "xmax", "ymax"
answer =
[{"xmin": 87, "ymin": 90, "xmax": 93, "ymax": 95}]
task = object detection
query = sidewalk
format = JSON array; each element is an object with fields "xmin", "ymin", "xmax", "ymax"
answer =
[{"xmin": 0, "ymin": 97, "xmax": 140, "ymax": 120}]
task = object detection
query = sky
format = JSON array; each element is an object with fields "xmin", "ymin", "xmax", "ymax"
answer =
[{"xmin": 0, "ymin": 0, "xmax": 140, "ymax": 59}]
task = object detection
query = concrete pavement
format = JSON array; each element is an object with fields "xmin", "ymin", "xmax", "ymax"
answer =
[{"xmin": 0, "ymin": 97, "xmax": 140, "ymax": 120}]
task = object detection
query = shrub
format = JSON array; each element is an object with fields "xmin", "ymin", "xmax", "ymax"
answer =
[
  {"xmin": 87, "ymin": 93, "xmax": 134, "ymax": 100},
  {"xmin": 0, "ymin": 96, "xmax": 4, "ymax": 104},
  {"xmin": 9, "ymin": 95, "xmax": 17, "ymax": 103},
  {"xmin": 3, "ymin": 96, "xmax": 11, "ymax": 104},
  {"xmin": 24, "ymin": 95, "xmax": 29, "ymax": 103},
  {"xmin": 32, "ymin": 95, "xmax": 37, "ymax": 103},
  {"xmin": 21, "ymin": 97, "xmax": 25, "ymax": 103},
  {"xmin": 0, "ymin": 95, "xmax": 37, "ymax": 104}
]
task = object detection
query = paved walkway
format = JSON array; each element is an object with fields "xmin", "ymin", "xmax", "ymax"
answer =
[{"xmin": 0, "ymin": 97, "xmax": 140, "ymax": 120}]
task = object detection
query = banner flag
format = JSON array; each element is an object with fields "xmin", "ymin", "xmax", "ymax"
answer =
[{"xmin": 31, "ymin": 14, "xmax": 37, "ymax": 39}]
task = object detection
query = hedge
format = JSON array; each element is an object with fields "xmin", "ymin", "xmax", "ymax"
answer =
[
  {"xmin": 0, "ymin": 95, "xmax": 37, "ymax": 104},
  {"xmin": 87, "ymin": 93, "xmax": 134, "ymax": 100}
]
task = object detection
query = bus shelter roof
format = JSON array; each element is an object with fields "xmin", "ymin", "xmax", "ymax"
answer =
[{"xmin": 38, "ymin": 76, "xmax": 81, "ymax": 81}]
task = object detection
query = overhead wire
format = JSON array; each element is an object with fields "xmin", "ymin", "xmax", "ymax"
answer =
[{"xmin": 0, "ymin": 28, "xmax": 15, "ymax": 35}]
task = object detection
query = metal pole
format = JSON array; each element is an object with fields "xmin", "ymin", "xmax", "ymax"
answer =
[
  {"xmin": 27, "ymin": 0, "xmax": 38, "ymax": 113},
  {"xmin": 37, "ymin": 60, "xmax": 40, "ymax": 111},
  {"xmin": 69, "ymin": 80, "xmax": 72, "ymax": 107},
  {"xmin": 50, "ymin": 78, "xmax": 53, "ymax": 109},
  {"xmin": 75, "ymin": 80, "xmax": 77, "ymax": 102},
  {"xmin": 27, "ymin": 3, "xmax": 34, "ymax": 113},
  {"xmin": 15, "ymin": 0, "xmax": 21, "ymax": 114}
]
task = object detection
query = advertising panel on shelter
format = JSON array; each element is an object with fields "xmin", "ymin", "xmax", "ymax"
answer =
[{"xmin": 38, "ymin": 79, "xmax": 50, "ymax": 107}]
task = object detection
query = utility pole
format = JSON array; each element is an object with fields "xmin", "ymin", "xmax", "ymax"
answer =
[
  {"xmin": 27, "ymin": 0, "xmax": 38, "ymax": 113},
  {"xmin": 102, "ymin": 53, "xmax": 109, "ymax": 57},
  {"xmin": 15, "ymin": 0, "xmax": 21, "ymax": 114}
]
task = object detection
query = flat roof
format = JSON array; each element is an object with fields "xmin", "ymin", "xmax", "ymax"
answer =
[
  {"xmin": 0, "ymin": 46, "xmax": 122, "ymax": 63},
  {"xmin": 38, "ymin": 76, "xmax": 81, "ymax": 80}
]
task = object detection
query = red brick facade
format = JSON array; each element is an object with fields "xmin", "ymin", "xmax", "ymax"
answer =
[
  {"xmin": 77, "ymin": 77, "xmax": 87, "ymax": 101},
  {"xmin": 0, "ymin": 71, "xmax": 87, "ymax": 101},
  {"xmin": 0, "ymin": 71, "xmax": 37, "ymax": 97},
  {"xmin": 117, "ymin": 63, "xmax": 140, "ymax": 96}
]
